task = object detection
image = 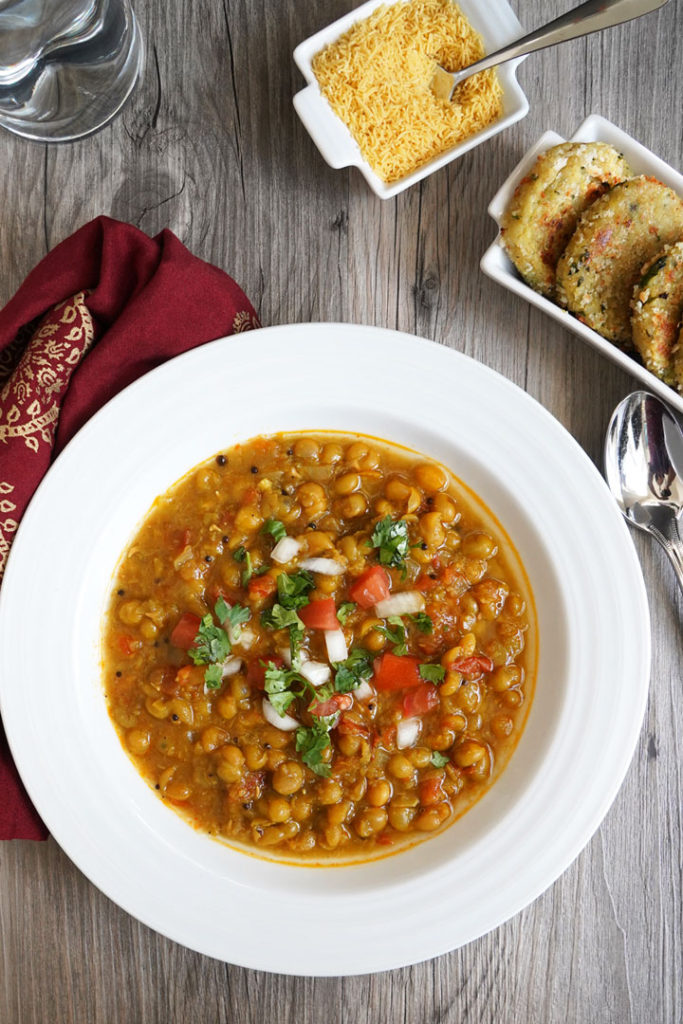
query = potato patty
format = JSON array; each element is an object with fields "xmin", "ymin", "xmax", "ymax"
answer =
[
  {"xmin": 501, "ymin": 142, "xmax": 630, "ymax": 297},
  {"xmin": 556, "ymin": 176, "xmax": 683, "ymax": 347},
  {"xmin": 671, "ymin": 323, "xmax": 683, "ymax": 392},
  {"xmin": 631, "ymin": 242, "xmax": 683, "ymax": 384}
]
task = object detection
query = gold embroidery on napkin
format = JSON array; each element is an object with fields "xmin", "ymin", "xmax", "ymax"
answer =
[
  {"xmin": 0, "ymin": 481, "xmax": 17, "ymax": 577},
  {"xmin": 232, "ymin": 310, "xmax": 260, "ymax": 333},
  {"xmin": 0, "ymin": 292, "xmax": 95, "ymax": 452}
]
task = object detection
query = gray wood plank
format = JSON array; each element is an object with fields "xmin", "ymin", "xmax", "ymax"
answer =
[{"xmin": 1, "ymin": 0, "xmax": 682, "ymax": 1020}]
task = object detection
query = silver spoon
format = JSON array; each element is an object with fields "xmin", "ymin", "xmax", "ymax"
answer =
[
  {"xmin": 604, "ymin": 390, "xmax": 683, "ymax": 595},
  {"xmin": 431, "ymin": 0, "xmax": 670, "ymax": 102}
]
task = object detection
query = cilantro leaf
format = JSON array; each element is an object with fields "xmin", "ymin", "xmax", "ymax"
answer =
[
  {"xmin": 430, "ymin": 750, "xmax": 449, "ymax": 768},
  {"xmin": 295, "ymin": 723, "xmax": 331, "ymax": 777},
  {"xmin": 261, "ymin": 603, "xmax": 303, "ymax": 632},
  {"xmin": 262, "ymin": 518, "xmax": 287, "ymax": 543},
  {"xmin": 336, "ymin": 601, "xmax": 356, "ymax": 625},
  {"xmin": 233, "ymin": 545, "xmax": 253, "ymax": 585},
  {"xmin": 264, "ymin": 663, "xmax": 302, "ymax": 716},
  {"xmin": 214, "ymin": 595, "xmax": 230, "ymax": 623},
  {"xmin": 410, "ymin": 612, "xmax": 433, "ymax": 634},
  {"xmin": 188, "ymin": 614, "xmax": 231, "ymax": 665},
  {"xmin": 204, "ymin": 663, "xmax": 223, "ymax": 690},
  {"xmin": 419, "ymin": 663, "xmax": 446, "ymax": 684},
  {"xmin": 333, "ymin": 647, "xmax": 373, "ymax": 693},
  {"xmin": 266, "ymin": 688, "xmax": 298, "ymax": 717},
  {"xmin": 288, "ymin": 621, "xmax": 304, "ymax": 666},
  {"xmin": 220, "ymin": 601, "xmax": 250, "ymax": 641},
  {"xmin": 369, "ymin": 516, "xmax": 411, "ymax": 570},
  {"xmin": 276, "ymin": 569, "xmax": 315, "ymax": 610},
  {"xmin": 374, "ymin": 615, "xmax": 408, "ymax": 656}
]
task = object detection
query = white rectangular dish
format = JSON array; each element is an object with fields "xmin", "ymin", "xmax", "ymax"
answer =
[
  {"xmin": 480, "ymin": 113, "xmax": 683, "ymax": 416},
  {"xmin": 292, "ymin": 0, "xmax": 529, "ymax": 200}
]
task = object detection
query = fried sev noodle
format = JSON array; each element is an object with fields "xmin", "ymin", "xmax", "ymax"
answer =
[{"xmin": 312, "ymin": 0, "xmax": 503, "ymax": 183}]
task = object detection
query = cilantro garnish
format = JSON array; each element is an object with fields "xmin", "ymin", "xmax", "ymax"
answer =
[
  {"xmin": 373, "ymin": 615, "xmax": 408, "ymax": 656},
  {"xmin": 333, "ymin": 648, "xmax": 373, "ymax": 693},
  {"xmin": 260, "ymin": 604, "xmax": 303, "ymax": 632},
  {"xmin": 204, "ymin": 663, "xmax": 223, "ymax": 690},
  {"xmin": 369, "ymin": 516, "xmax": 411, "ymax": 570},
  {"xmin": 336, "ymin": 601, "xmax": 356, "ymax": 625},
  {"xmin": 410, "ymin": 612, "xmax": 433, "ymax": 634},
  {"xmin": 430, "ymin": 750, "xmax": 449, "ymax": 768},
  {"xmin": 295, "ymin": 722, "xmax": 332, "ymax": 777},
  {"xmin": 276, "ymin": 569, "xmax": 315, "ymax": 610},
  {"xmin": 220, "ymin": 601, "xmax": 250, "ymax": 640},
  {"xmin": 188, "ymin": 614, "xmax": 231, "ymax": 666},
  {"xmin": 233, "ymin": 546, "xmax": 269, "ymax": 586},
  {"xmin": 264, "ymin": 663, "xmax": 302, "ymax": 716},
  {"xmin": 260, "ymin": 603, "xmax": 305, "ymax": 667},
  {"xmin": 233, "ymin": 545, "xmax": 253, "ymax": 585},
  {"xmin": 419, "ymin": 664, "xmax": 446, "ymax": 684},
  {"xmin": 262, "ymin": 518, "xmax": 287, "ymax": 543}
]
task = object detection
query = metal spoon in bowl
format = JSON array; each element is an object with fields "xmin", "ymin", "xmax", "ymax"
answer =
[
  {"xmin": 604, "ymin": 390, "xmax": 683, "ymax": 596},
  {"xmin": 431, "ymin": 0, "xmax": 670, "ymax": 103}
]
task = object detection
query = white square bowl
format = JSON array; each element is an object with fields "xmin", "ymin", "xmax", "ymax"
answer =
[
  {"xmin": 480, "ymin": 114, "xmax": 683, "ymax": 416},
  {"xmin": 292, "ymin": 0, "xmax": 529, "ymax": 200}
]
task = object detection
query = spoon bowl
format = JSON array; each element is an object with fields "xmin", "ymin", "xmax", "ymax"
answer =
[{"xmin": 604, "ymin": 390, "xmax": 683, "ymax": 595}]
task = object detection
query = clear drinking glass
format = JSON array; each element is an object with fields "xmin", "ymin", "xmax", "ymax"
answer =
[{"xmin": 0, "ymin": 0, "xmax": 144, "ymax": 142}]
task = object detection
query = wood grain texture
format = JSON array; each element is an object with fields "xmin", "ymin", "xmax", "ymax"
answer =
[{"xmin": 1, "ymin": 0, "xmax": 682, "ymax": 1020}]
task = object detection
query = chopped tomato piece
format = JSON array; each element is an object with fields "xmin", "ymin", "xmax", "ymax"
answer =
[
  {"xmin": 207, "ymin": 583, "xmax": 241, "ymax": 607},
  {"xmin": 117, "ymin": 633, "xmax": 136, "ymax": 656},
  {"xmin": 348, "ymin": 566, "xmax": 391, "ymax": 608},
  {"xmin": 451, "ymin": 655, "xmax": 494, "ymax": 680},
  {"xmin": 169, "ymin": 612, "xmax": 201, "ymax": 650},
  {"xmin": 159, "ymin": 666, "xmax": 184, "ymax": 696},
  {"xmin": 416, "ymin": 574, "xmax": 439, "ymax": 591},
  {"xmin": 371, "ymin": 724, "xmax": 397, "ymax": 749},
  {"xmin": 337, "ymin": 715, "xmax": 370, "ymax": 738},
  {"xmin": 310, "ymin": 692, "xmax": 353, "ymax": 718},
  {"xmin": 227, "ymin": 771, "xmax": 265, "ymax": 804},
  {"xmin": 174, "ymin": 665, "xmax": 206, "ymax": 692},
  {"xmin": 247, "ymin": 574, "xmax": 277, "ymax": 600},
  {"xmin": 419, "ymin": 776, "xmax": 445, "ymax": 806},
  {"xmin": 299, "ymin": 597, "xmax": 339, "ymax": 630},
  {"xmin": 171, "ymin": 527, "xmax": 191, "ymax": 551},
  {"xmin": 246, "ymin": 655, "xmax": 284, "ymax": 691},
  {"xmin": 373, "ymin": 652, "xmax": 422, "ymax": 691},
  {"xmin": 402, "ymin": 682, "xmax": 440, "ymax": 717}
]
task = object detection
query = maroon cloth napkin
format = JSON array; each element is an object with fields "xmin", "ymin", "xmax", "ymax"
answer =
[{"xmin": 0, "ymin": 216, "xmax": 260, "ymax": 840}]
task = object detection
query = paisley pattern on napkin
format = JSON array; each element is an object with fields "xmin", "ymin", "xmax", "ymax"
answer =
[{"xmin": 0, "ymin": 292, "xmax": 95, "ymax": 579}]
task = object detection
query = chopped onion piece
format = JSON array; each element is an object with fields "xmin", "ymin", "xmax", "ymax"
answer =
[
  {"xmin": 221, "ymin": 656, "xmax": 243, "ymax": 679},
  {"xmin": 262, "ymin": 697, "xmax": 299, "ymax": 731},
  {"xmin": 279, "ymin": 646, "xmax": 292, "ymax": 668},
  {"xmin": 374, "ymin": 591, "xmax": 425, "ymax": 618},
  {"xmin": 299, "ymin": 660, "xmax": 332, "ymax": 687},
  {"xmin": 325, "ymin": 628, "xmax": 348, "ymax": 663},
  {"xmin": 354, "ymin": 680, "xmax": 375, "ymax": 702},
  {"xmin": 299, "ymin": 557, "xmax": 346, "ymax": 576},
  {"xmin": 396, "ymin": 717, "xmax": 421, "ymax": 749},
  {"xmin": 271, "ymin": 536, "xmax": 302, "ymax": 564},
  {"xmin": 237, "ymin": 627, "xmax": 255, "ymax": 650}
]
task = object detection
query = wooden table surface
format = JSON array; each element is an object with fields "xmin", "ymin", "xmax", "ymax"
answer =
[{"xmin": 1, "ymin": 1, "xmax": 682, "ymax": 1021}]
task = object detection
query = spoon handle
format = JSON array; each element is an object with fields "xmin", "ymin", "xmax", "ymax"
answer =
[
  {"xmin": 651, "ymin": 515, "xmax": 683, "ymax": 598},
  {"xmin": 452, "ymin": 0, "xmax": 669, "ymax": 87}
]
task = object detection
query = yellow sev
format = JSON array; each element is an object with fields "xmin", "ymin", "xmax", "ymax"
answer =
[{"xmin": 312, "ymin": 0, "xmax": 503, "ymax": 183}]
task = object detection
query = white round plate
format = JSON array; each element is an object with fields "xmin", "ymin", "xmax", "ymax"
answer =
[{"xmin": 0, "ymin": 323, "xmax": 650, "ymax": 976}]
